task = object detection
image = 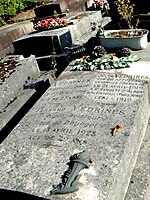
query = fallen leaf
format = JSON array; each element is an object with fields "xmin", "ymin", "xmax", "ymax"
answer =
[{"xmin": 112, "ymin": 124, "xmax": 123, "ymax": 136}]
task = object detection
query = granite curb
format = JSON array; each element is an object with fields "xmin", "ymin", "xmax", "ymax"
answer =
[{"xmin": 125, "ymin": 115, "xmax": 150, "ymax": 200}]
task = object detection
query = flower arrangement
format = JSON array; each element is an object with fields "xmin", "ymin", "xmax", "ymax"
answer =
[
  {"xmin": 93, "ymin": 0, "xmax": 110, "ymax": 14},
  {"xmin": 33, "ymin": 17, "xmax": 68, "ymax": 31},
  {"xmin": 72, "ymin": 46, "xmax": 139, "ymax": 71}
]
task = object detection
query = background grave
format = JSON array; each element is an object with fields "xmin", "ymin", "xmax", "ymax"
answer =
[
  {"xmin": 33, "ymin": 3, "xmax": 63, "ymax": 20},
  {"xmin": 12, "ymin": 10, "xmax": 109, "ymax": 72},
  {"xmin": 13, "ymin": 29, "xmax": 72, "ymax": 57}
]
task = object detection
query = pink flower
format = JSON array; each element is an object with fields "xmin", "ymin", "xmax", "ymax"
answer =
[{"xmin": 33, "ymin": 17, "xmax": 68, "ymax": 31}]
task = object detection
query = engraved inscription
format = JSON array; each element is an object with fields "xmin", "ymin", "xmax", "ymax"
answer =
[
  {"xmin": 44, "ymin": 73, "xmax": 148, "ymax": 103},
  {"xmin": 88, "ymin": 73, "xmax": 147, "ymax": 102},
  {"xmin": 27, "ymin": 72, "xmax": 147, "ymax": 146},
  {"xmin": 55, "ymin": 77, "xmax": 91, "ymax": 86},
  {"xmin": 73, "ymin": 105, "xmax": 125, "ymax": 116},
  {"xmin": 64, "ymin": 120, "xmax": 97, "ymax": 128}
]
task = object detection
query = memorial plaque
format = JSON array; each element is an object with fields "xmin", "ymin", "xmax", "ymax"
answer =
[{"xmin": 0, "ymin": 71, "xmax": 149, "ymax": 200}]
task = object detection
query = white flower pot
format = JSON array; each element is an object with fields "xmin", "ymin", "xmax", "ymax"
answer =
[{"xmin": 99, "ymin": 29, "xmax": 149, "ymax": 50}]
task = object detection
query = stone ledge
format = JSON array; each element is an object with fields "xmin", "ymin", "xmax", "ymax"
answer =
[
  {"xmin": 0, "ymin": 20, "xmax": 34, "ymax": 56},
  {"xmin": 125, "ymin": 116, "xmax": 150, "ymax": 200}
]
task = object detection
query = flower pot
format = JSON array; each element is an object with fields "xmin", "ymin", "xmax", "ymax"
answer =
[{"xmin": 99, "ymin": 29, "xmax": 149, "ymax": 50}]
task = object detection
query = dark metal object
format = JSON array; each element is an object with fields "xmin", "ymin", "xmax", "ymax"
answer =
[
  {"xmin": 64, "ymin": 45, "xmax": 86, "ymax": 59},
  {"xmin": 50, "ymin": 150, "xmax": 92, "ymax": 195}
]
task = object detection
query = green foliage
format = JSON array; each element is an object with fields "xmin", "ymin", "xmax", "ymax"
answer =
[
  {"xmin": 72, "ymin": 49, "xmax": 139, "ymax": 71},
  {"xmin": 0, "ymin": 3, "xmax": 4, "ymax": 18},
  {"xmin": 0, "ymin": 0, "xmax": 38, "ymax": 26},
  {"xmin": 51, "ymin": 55, "xmax": 57, "ymax": 69}
]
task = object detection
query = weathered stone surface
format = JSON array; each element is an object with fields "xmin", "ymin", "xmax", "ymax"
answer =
[
  {"xmin": 0, "ymin": 55, "xmax": 40, "ymax": 112},
  {"xmin": 67, "ymin": 11, "xmax": 103, "ymax": 43},
  {"xmin": 0, "ymin": 70, "xmax": 56, "ymax": 134},
  {"xmin": 0, "ymin": 20, "xmax": 34, "ymax": 56},
  {"xmin": 0, "ymin": 89, "xmax": 36, "ymax": 132},
  {"xmin": 0, "ymin": 71, "xmax": 149, "ymax": 200}
]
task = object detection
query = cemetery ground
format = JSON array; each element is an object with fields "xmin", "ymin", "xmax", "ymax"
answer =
[{"xmin": 0, "ymin": 3, "xmax": 150, "ymax": 200}]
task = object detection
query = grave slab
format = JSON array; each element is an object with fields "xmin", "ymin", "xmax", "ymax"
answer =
[
  {"xmin": 0, "ymin": 71, "xmax": 149, "ymax": 200},
  {"xmin": 66, "ymin": 11, "xmax": 104, "ymax": 43},
  {"xmin": 36, "ymin": 53, "xmax": 69, "ymax": 72}
]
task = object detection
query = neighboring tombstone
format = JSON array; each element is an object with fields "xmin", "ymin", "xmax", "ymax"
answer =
[
  {"xmin": 0, "ymin": 70, "xmax": 149, "ymax": 200},
  {"xmin": 34, "ymin": 3, "xmax": 64, "ymax": 19},
  {"xmin": 13, "ymin": 28, "xmax": 72, "ymax": 57}
]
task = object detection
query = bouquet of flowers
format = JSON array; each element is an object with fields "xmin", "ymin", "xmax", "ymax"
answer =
[
  {"xmin": 93, "ymin": 0, "xmax": 110, "ymax": 15},
  {"xmin": 33, "ymin": 17, "xmax": 68, "ymax": 31}
]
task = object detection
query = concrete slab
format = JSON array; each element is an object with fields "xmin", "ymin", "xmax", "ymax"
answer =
[
  {"xmin": 0, "ymin": 71, "xmax": 149, "ymax": 200},
  {"xmin": 0, "ymin": 69, "xmax": 56, "ymax": 134},
  {"xmin": 0, "ymin": 55, "xmax": 40, "ymax": 112}
]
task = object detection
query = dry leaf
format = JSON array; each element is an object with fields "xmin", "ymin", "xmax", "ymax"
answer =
[{"xmin": 112, "ymin": 124, "xmax": 123, "ymax": 136}]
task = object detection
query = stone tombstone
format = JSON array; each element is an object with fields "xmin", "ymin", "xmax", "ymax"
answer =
[
  {"xmin": 34, "ymin": 3, "xmax": 62, "ymax": 19},
  {"xmin": 0, "ymin": 71, "xmax": 149, "ymax": 200},
  {"xmin": 13, "ymin": 28, "xmax": 72, "ymax": 57}
]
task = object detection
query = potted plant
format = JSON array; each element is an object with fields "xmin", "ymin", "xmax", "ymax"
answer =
[
  {"xmin": 98, "ymin": 28, "xmax": 149, "ymax": 49},
  {"xmin": 88, "ymin": 0, "xmax": 110, "ymax": 16},
  {"xmin": 97, "ymin": 0, "xmax": 149, "ymax": 50}
]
